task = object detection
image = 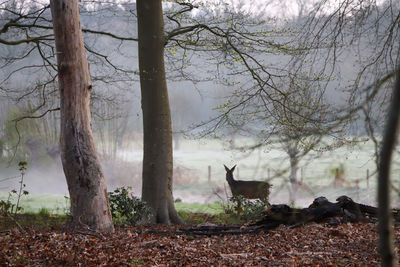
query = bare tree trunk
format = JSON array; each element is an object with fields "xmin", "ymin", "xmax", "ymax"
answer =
[
  {"xmin": 378, "ymin": 69, "xmax": 400, "ymax": 267},
  {"xmin": 137, "ymin": 0, "xmax": 183, "ymax": 224},
  {"xmin": 288, "ymin": 152, "xmax": 299, "ymax": 206},
  {"xmin": 286, "ymin": 143, "xmax": 299, "ymax": 206},
  {"xmin": 50, "ymin": 0, "xmax": 114, "ymax": 233}
]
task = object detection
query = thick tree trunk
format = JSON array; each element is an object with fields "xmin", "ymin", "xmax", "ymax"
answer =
[
  {"xmin": 378, "ymin": 69, "xmax": 400, "ymax": 267},
  {"xmin": 137, "ymin": 0, "xmax": 183, "ymax": 224},
  {"xmin": 50, "ymin": 0, "xmax": 114, "ymax": 233}
]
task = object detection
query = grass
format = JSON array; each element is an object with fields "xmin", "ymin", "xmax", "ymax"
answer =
[
  {"xmin": 175, "ymin": 201, "xmax": 224, "ymax": 214},
  {"xmin": 0, "ymin": 198, "xmax": 245, "ymax": 230},
  {"xmin": 0, "ymin": 207, "xmax": 241, "ymax": 231},
  {"xmin": 0, "ymin": 193, "xmax": 70, "ymax": 215},
  {"xmin": 0, "ymin": 213, "xmax": 67, "ymax": 231},
  {"xmin": 178, "ymin": 211, "xmax": 242, "ymax": 225},
  {"xmin": 0, "ymin": 192, "xmax": 227, "ymax": 215}
]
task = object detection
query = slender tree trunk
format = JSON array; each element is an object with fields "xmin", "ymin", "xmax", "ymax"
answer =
[
  {"xmin": 50, "ymin": 0, "xmax": 114, "ymax": 233},
  {"xmin": 288, "ymin": 152, "xmax": 299, "ymax": 206},
  {"xmin": 137, "ymin": 0, "xmax": 183, "ymax": 224},
  {"xmin": 378, "ymin": 69, "xmax": 400, "ymax": 267}
]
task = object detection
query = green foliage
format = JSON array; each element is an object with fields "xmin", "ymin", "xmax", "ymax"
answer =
[
  {"xmin": 0, "ymin": 188, "xmax": 29, "ymax": 216},
  {"xmin": 0, "ymin": 161, "xmax": 29, "ymax": 216},
  {"xmin": 330, "ymin": 163, "xmax": 345, "ymax": 176},
  {"xmin": 15, "ymin": 161, "xmax": 28, "ymax": 214},
  {"xmin": 63, "ymin": 196, "xmax": 71, "ymax": 215},
  {"xmin": 225, "ymin": 195, "xmax": 268, "ymax": 222},
  {"xmin": 177, "ymin": 210, "xmax": 242, "ymax": 225},
  {"xmin": 239, "ymin": 199, "xmax": 268, "ymax": 222},
  {"xmin": 4, "ymin": 107, "xmax": 37, "ymax": 162},
  {"xmin": 38, "ymin": 207, "xmax": 50, "ymax": 216},
  {"xmin": 177, "ymin": 198, "xmax": 267, "ymax": 224},
  {"xmin": 2, "ymin": 106, "xmax": 59, "ymax": 164},
  {"xmin": 0, "ymin": 194, "xmax": 14, "ymax": 216},
  {"xmin": 18, "ymin": 161, "xmax": 27, "ymax": 172},
  {"xmin": 108, "ymin": 187, "xmax": 150, "ymax": 226}
]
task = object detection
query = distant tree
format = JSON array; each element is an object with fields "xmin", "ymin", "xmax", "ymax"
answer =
[
  {"xmin": 272, "ymin": 76, "xmax": 336, "ymax": 204},
  {"xmin": 296, "ymin": 0, "xmax": 399, "ymax": 139},
  {"xmin": 50, "ymin": 0, "xmax": 114, "ymax": 233},
  {"xmin": 0, "ymin": 1, "xmax": 138, "ymax": 162},
  {"xmin": 164, "ymin": 3, "xmax": 347, "ymax": 204}
]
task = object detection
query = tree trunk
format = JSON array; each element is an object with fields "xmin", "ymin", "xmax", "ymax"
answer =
[
  {"xmin": 288, "ymin": 148, "xmax": 299, "ymax": 206},
  {"xmin": 137, "ymin": 0, "xmax": 183, "ymax": 224},
  {"xmin": 378, "ymin": 69, "xmax": 400, "ymax": 267},
  {"xmin": 50, "ymin": 0, "xmax": 114, "ymax": 233}
]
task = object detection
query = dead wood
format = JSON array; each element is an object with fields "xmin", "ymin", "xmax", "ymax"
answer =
[
  {"xmin": 144, "ymin": 224, "xmax": 262, "ymax": 236},
  {"xmin": 254, "ymin": 195, "xmax": 400, "ymax": 229},
  {"xmin": 142, "ymin": 196, "xmax": 398, "ymax": 236}
]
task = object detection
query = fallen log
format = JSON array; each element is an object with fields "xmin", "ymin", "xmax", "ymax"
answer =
[
  {"xmin": 254, "ymin": 195, "xmax": 400, "ymax": 229},
  {"xmin": 144, "ymin": 196, "xmax": 399, "ymax": 236}
]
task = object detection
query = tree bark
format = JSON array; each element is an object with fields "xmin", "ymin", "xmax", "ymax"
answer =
[
  {"xmin": 137, "ymin": 0, "xmax": 183, "ymax": 224},
  {"xmin": 50, "ymin": 0, "xmax": 114, "ymax": 233},
  {"xmin": 378, "ymin": 68, "xmax": 400, "ymax": 267}
]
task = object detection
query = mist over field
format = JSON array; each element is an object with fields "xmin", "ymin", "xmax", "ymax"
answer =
[{"xmin": 2, "ymin": 135, "xmax": 398, "ymax": 214}]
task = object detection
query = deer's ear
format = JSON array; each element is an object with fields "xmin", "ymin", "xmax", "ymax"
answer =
[
  {"xmin": 231, "ymin": 165, "xmax": 236, "ymax": 172},
  {"xmin": 224, "ymin": 165, "xmax": 230, "ymax": 172}
]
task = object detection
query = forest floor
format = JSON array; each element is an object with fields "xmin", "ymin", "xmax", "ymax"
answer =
[{"xmin": 1, "ymin": 217, "xmax": 399, "ymax": 266}]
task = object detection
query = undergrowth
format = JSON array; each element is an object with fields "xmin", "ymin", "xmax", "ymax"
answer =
[
  {"xmin": 0, "ymin": 209, "xmax": 245, "ymax": 231},
  {"xmin": 108, "ymin": 186, "xmax": 150, "ymax": 226},
  {"xmin": 0, "ymin": 213, "xmax": 67, "ymax": 231}
]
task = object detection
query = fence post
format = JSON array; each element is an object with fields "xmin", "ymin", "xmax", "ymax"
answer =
[
  {"xmin": 208, "ymin": 165, "xmax": 211, "ymax": 183},
  {"xmin": 366, "ymin": 169, "xmax": 369, "ymax": 188}
]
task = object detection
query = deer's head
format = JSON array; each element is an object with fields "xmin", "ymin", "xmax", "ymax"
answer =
[{"xmin": 224, "ymin": 164, "xmax": 236, "ymax": 182}]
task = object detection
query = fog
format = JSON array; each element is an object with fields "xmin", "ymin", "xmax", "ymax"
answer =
[{"xmin": 1, "ymin": 136, "xmax": 395, "ymax": 209}]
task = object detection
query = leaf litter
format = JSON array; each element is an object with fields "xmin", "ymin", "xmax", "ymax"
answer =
[{"xmin": 1, "ymin": 222, "xmax": 399, "ymax": 266}]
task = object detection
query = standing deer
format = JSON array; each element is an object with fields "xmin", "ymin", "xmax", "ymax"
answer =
[{"xmin": 224, "ymin": 165, "xmax": 271, "ymax": 203}]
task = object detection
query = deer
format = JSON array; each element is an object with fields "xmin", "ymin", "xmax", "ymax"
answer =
[{"xmin": 224, "ymin": 165, "xmax": 271, "ymax": 206}]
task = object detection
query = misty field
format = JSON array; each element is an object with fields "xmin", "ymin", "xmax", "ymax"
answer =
[
  {"xmin": 1, "ymin": 137, "xmax": 399, "ymax": 214},
  {"xmin": 119, "ymin": 136, "xmax": 399, "ymax": 207}
]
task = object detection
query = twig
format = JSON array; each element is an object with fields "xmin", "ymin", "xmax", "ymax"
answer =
[
  {"xmin": 74, "ymin": 230, "xmax": 105, "ymax": 240},
  {"xmin": 4, "ymin": 213, "xmax": 26, "ymax": 233}
]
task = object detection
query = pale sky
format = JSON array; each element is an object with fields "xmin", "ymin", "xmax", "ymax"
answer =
[
  {"xmin": 189, "ymin": 0, "xmax": 390, "ymax": 19},
  {"xmin": 1, "ymin": 0, "xmax": 391, "ymax": 20}
]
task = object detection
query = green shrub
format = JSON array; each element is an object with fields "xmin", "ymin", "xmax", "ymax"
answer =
[
  {"xmin": 226, "ymin": 195, "xmax": 268, "ymax": 222},
  {"xmin": 0, "ymin": 196, "xmax": 14, "ymax": 216},
  {"xmin": 108, "ymin": 187, "xmax": 150, "ymax": 226},
  {"xmin": 0, "ymin": 161, "xmax": 29, "ymax": 216}
]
